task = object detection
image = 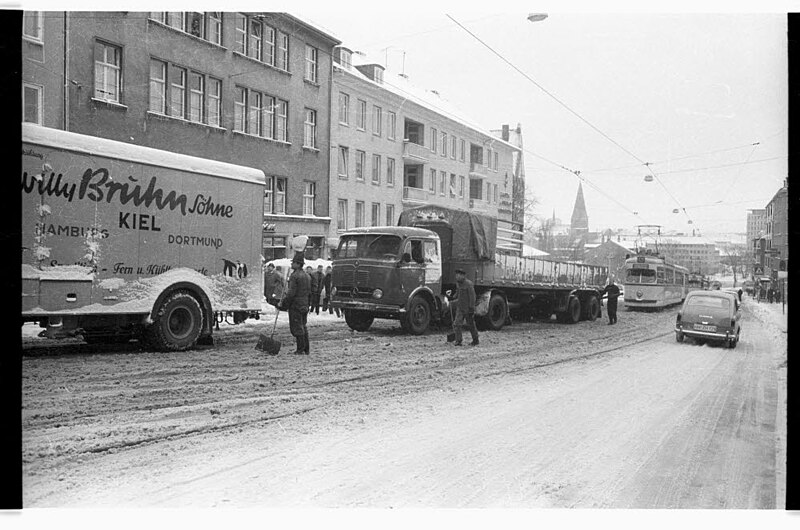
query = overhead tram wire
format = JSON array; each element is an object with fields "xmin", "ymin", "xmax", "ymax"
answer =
[{"xmin": 446, "ymin": 14, "xmax": 698, "ymax": 229}]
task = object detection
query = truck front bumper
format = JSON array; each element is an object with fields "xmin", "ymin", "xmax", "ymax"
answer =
[{"xmin": 330, "ymin": 299, "xmax": 405, "ymax": 316}]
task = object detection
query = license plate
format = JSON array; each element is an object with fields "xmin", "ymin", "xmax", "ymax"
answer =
[{"xmin": 693, "ymin": 324, "xmax": 717, "ymax": 332}]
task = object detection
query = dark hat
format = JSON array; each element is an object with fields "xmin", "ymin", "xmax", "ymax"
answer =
[
  {"xmin": 291, "ymin": 251, "xmax": 305, "ymax": 266},
  {"xmin": 455, "ymin": 268, "xmax": 466, "ymax": 274}
]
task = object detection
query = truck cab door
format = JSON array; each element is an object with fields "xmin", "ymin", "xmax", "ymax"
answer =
[
  {"xmin": 399, "ymin": 239, "xmax": 425, "ymax": 296},
  {"xmin": 422, "ymin": 239, "xmax": 442, "ymax": 293}
]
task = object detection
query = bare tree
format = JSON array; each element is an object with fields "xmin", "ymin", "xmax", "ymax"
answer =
[{"xmin": 720, "ymin": 243, "xmax": 747, "ymax": 287}]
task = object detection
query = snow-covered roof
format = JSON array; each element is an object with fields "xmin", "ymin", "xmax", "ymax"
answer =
[
  {"xmin": 522, "ymin": 244, "xmax": 549, "ymax": 257},
  {"xmin": 334, "ymin": 62, "xmax": 519, "ymax": 152},
  {"xmin": 23, "ymin": 124, "xmax": 265, "ymax": 185}
]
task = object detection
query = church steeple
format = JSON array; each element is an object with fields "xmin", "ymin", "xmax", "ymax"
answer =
[{"xmin": 570, "ymin": 183, "xmax": 589, "ymax": 236}]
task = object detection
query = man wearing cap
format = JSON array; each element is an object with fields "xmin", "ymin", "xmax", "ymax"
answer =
[
  {"xmin": 601, "ymin": 277, "xmax": 621, "ymax": 325},
  {"xmin": 449, "ymin": 268, "xmax": 479, "ymax": 346},
  {"xmin": 281, "ymin": 252, "xmax": 311, "ymax": 354}
]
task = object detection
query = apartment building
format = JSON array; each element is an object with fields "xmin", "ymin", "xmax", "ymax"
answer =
[
  {"xmin": 328, "ymin": 46, "xmax": 521, "ymax": 253},
  {"xmin": 22, "ymin": 11, "xmax": 340, "ymax": 260},
  {"xmin": 22, "ymin": 11, "xmax": 66, "ymax": 129},
  {"xmin": 763, "ymin": 182, "xmax": 788, "ymax": 278},
  {"xmin": 645, "ymin": 237, "xmax": 722, "ymax": 275}
]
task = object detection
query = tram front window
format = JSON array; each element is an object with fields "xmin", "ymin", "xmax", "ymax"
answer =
[{"xmin": 626, "ymin": 268, "xmax": 656, "ymax": 284}]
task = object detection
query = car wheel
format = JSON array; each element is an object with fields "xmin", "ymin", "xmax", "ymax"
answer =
[{"xmin": 675, "ymin": 331, "xmax": 684, "ymax": 343}]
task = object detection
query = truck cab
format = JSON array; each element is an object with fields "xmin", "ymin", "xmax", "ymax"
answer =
[{"xmin": 330, "ymin": 227, "xmax": 442, "ymax": 334}]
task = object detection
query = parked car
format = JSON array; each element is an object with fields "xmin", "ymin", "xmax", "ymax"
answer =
[{"xmin": 675, "ymin": 290, "xmax": 741, "ymax": 348}]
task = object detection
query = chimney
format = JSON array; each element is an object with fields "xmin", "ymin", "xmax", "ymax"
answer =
[{"xmin": 502, "ymin": 124, "xmax": 510, "ymax": 141}]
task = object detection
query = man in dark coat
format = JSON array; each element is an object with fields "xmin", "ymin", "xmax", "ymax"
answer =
[
  {"xmin": 602, "ymin": 278, "xmax": 621, "ymax": 325},
  {"xmin": 322, "ymin": 265, "xmax": 340, "ymax": 317},
  {"xmin": 449, "ymin": 268, "xmax": 479, "ymax": 346},
  {"xmin": 310, "ymin": 264, "xmax": 325, "ymax": 315},
  {"xmin": 281, "ymin": 253, "xmax": 311, "ymax": 354}
]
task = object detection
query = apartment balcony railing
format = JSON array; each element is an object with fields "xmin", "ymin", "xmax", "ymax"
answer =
[
  {"xmin": 402, "ymin": 141, "xmax": 429, "ymax": 162},
  {"xmin": 469, "ymin": 162, "xmax": 488, "ymax": 177},
  {"xmin": 402, "ymin": 186, "xmax": 429, "ymax": 203}
]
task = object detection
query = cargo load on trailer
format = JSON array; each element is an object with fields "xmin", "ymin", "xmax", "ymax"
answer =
[
  {"xmin": 330, "ymin": 204, "xmax": 608, "ymax": 334},
  {"xmin": 21, "ymin": 124, "xmax": 265, "ymax": 350}
]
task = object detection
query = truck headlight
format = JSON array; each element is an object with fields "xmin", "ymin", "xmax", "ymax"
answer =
[
  {"xmin": 331, "ymin": 286, "xmax": 337, "ymax": 297},
  {"xmin": 373, "ymin": 289, "xmax": 383, "ymax": 299}
]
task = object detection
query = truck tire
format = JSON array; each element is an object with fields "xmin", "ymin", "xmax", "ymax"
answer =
[
  {"xmin": 485, "ymin": 294, "xmax": 507, "ymax": 331},
  {"xmin": 344, "ymin": 309, "xmax": 374, "ymax": 332},
  {"xmin": 147, "ymin": 290, "xmax": 203, "ymax": 351},
  {"xmin": 585, "ymin": 296, "xmax": 600, "ymax": 321},
  {"xmin": 558, "ymin": 296, "xmax": 581, "ymax": 324},
  {"xmin": 402, "ymin": 296, "xmax": 431, "ymax": 335}
]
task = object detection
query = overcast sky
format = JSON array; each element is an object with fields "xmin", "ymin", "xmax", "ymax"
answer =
[{"xmin": 296, "ymin": 3, "xmax": 788, "ymax": 237}]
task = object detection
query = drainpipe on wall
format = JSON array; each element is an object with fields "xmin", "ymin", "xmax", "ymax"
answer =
[{"xmin": 63, "ymin": 11, "xmax": 69, "ymax": 131}]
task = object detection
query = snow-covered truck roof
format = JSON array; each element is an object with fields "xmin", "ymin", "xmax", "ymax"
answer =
[{"xmin": 22, "ymin": 123, "xmax": 265, "ymax": 185}]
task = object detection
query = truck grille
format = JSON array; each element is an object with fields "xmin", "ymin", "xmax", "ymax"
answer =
[{"xmin": 334, "ymin": 267, "xmax": 370, "ymax": 288}]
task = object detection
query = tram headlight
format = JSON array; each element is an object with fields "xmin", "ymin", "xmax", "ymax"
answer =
[{"xmin": 373, "ymin": 289, "xmax": 383, "ymax": 299}]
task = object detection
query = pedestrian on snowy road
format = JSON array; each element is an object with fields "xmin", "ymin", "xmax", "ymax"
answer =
[
  {"xmin": 449, "ymin": 268, "xmax": 479, "ymax": 346},
  {"xmin": 281, "ymin": 254, "xmax": 311, "ymax": 355},
  {"xmin": 602, "ymin": 279, "xmax": 621, "ymax": 325}
]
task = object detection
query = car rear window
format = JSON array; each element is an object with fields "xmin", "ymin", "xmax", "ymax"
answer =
[{"xmin": 687, "ymin": 295, "xmax": 730, "ymax": 309}]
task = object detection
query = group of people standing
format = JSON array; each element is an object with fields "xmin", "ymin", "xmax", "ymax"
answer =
[{"xmin": 263, "ymin": 262, "xmax": 340, "ymax": 317}]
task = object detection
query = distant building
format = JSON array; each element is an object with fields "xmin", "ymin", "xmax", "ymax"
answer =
[
  {"xmin": 645, "ymin": 236, "xmax": 721, "ymax": 275},
  {"xmin": 570, "ymin": 182, "xmax": 589, "ymax": 239},
  {"xmin": 763, "ymin": 181, "xmax": 788, "ymax": 280},
  {"xmin": 584, "ymin": 237, "xmax": 635, "ymax": 282}
]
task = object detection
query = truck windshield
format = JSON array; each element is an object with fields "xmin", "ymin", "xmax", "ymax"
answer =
[{"xmin": 337, "ymin": 234, "xmax": 402, "ymax": 260}]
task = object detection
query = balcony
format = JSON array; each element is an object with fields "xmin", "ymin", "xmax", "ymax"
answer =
[
  {"xmin": 402, "ymin": 141, "xmax": 429, "ymax": 162},
  {"xmin": 469, "ymin": 162, "xmax": 488, "ymax": 178},
  {"xmin": 402, "ymin": 186, "xmax": 429, "ymax": 204}
]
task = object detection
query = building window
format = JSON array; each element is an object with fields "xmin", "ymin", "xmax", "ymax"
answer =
[
  {"xmin": 94, "ymin": 41, "xmax": 122, "ymax": 103},
  {"xmin": 372, "ymin": 154, "xmax": 381, "ymax": 184},
  {"xmin": 263, "ymin": 25, "xmax": 276, "ymax": 66},
  {"xmin": 386, "ymin": 157, "xmax": 395, "ymax": 186},
  {"xmin": 440, "ymin": 170, "xmax": 446, "ymax": 196},
  {"xmin": 277, "ymin": 32, "xmax": 290, "ymax": 71},
  {"xmin": 429, "ymin": 168, "xmax": 436, "ymax": 193},
  {"xmin": 441, "ymin": 132, "xmax": 447, "ymax": 157},
  {"xmin": 451, "ymin": 136, "xmax": 457, "ymax": 159},
  {"xmin": 355, "ymin": 151, "xmax": 365, "ymax": 181},
  {"xmin": 356, "ymin": 99, "xmax": 366, "ymax": 130},
  {"xmin": 303, "ymin": 182, "xmax": 316, "ymax": 216},
  {"xmin": 486, "ymin": 182, "xmax": 492, "ymax": 203},
  {"xmin": 386, "ymin": 204, "xmax": 395, "ymax": 226},
  {"xmin": 248, "ymin": 91, "xmax": 262, "ymax": 135},
  {"xmin": 248, "ymin": 18, "xmax": 263, "ymax": 60},
  {"xmin": 450, "ymin": 174, "xmax": 457, "ymax": 198},
  {"xmin": 338, "ymin": 146, "xmax": 349, "ymax": 178},
  {"xmin": 234, "ymin": 86, "xmax": 246, "ymax": 132},
  {"xmin": 486, "ymin": 148, "xmax": 492, "ymax": 167},
  {"xmin": 430, "ymin": 127, "xmax": 437, "ymax": 153},
  {"xmin": 304, "ymin": 108, "xmax": 317, "ymax": 149},
  {"xmin": 235, "ymin": 13, "xmax": 247, "ymax": 54},
  {"xmin": 188, "ymin": 71, "xmax": 205, "ymax": 123},
  {"xmin": 262, "ymin": 235, "xmax": 287, "ymax": 261},
  {"xmin": 207, "ymin": 78, "xmax": 221, "ymax": 127},
  {"xmin": 186, "ymin": 12, "xmax": 204, "ymax": 38},
  {"xmin": 274, "ymin": 177, "xmax": 287, "ymax": 214},
  {"xmin": 305, "ymin": 45, "xmax": 318, "ymax": 83},
  {"xmin": 22, "ymin": 83, "xmax": 42, "ymax": 124},
  {"xmin": 494, "ymin": 183, "xmax": 499, "ymax": 203},
  {"xmin": 274, "ymin": 98, "xmax": 288, "ymax": 142},
  {"xmin": 459, "ymin": 175, "xmax": 465, "ymax": 198},
  {"xmin": 373, "ymin": 105, "xmax": 382, "ymax": 136},
  {"xmin": 149, "ymin": 59, "xmax": 167, "ymax": 114},
  {"xmin": 169, "ymin": 65, "xmax": 186, "ymax": 118},
  {"xmin": 337, "ymin": 199, "xmax": 348, "ymax": 231},
  {"xmin": 355, "ymin": 201, "xmax": 365, "ymax": 228},
  {"xmin": 23, "ymin": 11, "xmax": 43, "ymax": 42},
  {"xmin": 494, "ymin": 151, "xmax": 499, "ymax": 170},
  {"xmin": 339, "ymin": 92, "xmax": 350, "ymax": 125},
  {"xmin": 371, "ymin": 203, "xmax": 381, "ymax": 227},
  {"xmin": 167, "ymin": 11, "xmax": 185, "ymax": 31},
  {"xmin": 207, "ymin": 12, "xmax": 222, "ymax": 45},
  {"xmin": 460, "ymin": 139, "xmax": 466, "ymax": 162},
  {"xmin": 388, "ymin": 111, "xmax": 396, "ymax": 140}
]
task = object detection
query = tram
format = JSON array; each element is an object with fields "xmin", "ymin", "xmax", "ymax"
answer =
[
  {"xmin": 623, "ymin": 250, "xmax": 689, "ymax": 309},
  {"xmin": 686, "ymin": 273, "xmax": 709, "ymax": 293}
]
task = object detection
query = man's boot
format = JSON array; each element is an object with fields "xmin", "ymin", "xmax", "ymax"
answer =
[
  {"xmin": 292, "ymin": 335, "xmax": 305, "ymax": 354},
  {"xmin": 303, "ymin": 333, "xmax": 310, "ymax": 354}
]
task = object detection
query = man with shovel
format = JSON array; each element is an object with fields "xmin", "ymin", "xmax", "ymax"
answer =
[
  {"xmin": 449, "ymin": 268, "xmax": 479, "ymax": 347},
  {"xmin": 281, "ymin": 252, "xmax": 312, "ymax": 355}
]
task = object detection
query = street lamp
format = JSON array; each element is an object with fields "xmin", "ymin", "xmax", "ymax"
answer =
[{"xmin": 527, "ymin": 13, "xmax": 548, "ymax": 22}]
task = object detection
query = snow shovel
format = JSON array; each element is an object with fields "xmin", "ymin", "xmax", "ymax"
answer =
[
  {"xmin": 446, "ymin": 295, "xmax": 456, "ymax": 343},
  {"xmin": 256, "ymin": 286, "xmax": 286, "ymax": 355}
]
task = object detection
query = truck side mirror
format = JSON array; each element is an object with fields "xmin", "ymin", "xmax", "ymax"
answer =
[{"xmin": 402, "ymin": 253, "xmax": 411, "ymax": 263}]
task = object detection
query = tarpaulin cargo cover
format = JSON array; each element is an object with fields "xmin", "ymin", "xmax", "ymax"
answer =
[{"xmin": 398, "ymin": 205, "xmax": 496, "ymax": 261}]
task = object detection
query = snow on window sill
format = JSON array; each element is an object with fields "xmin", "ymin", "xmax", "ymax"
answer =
[
  {"xmin": 91, "ymin": 97, "xmax": 127, "ymax": 110},
  {"xmin": 146, "ymin": 111, "xmax": 226, "ymax": 132}
]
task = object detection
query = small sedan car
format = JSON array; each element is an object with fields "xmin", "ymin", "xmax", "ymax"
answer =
[{"xmin": 675, "ymin": 290, "xmax": 741, "ymax": 348}]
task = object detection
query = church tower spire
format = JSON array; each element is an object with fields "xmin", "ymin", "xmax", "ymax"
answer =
[{"xmin": 570, "ymin": 183, "xmax": 589, "ymax": 237}]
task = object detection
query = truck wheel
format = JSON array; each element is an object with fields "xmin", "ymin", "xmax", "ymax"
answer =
[
  {"xmin": 403, "ymin": 296, "xmax": 431, "ymax": 335},
  {"xmin": 585, "ymin": 296, "xmax": 600, "ymax": 321},
  {"xmin": 485, "ymin": 294, "xmax": 507, "ymax": 331},
  {"xmin": 148, "ymin": 291, "xmax": 203, "ymax": 351},
  {"xmin": 344, "ymin": 309, "xmax": 374, "ymax": 332},
  {"xmin": 560, "ymin": 296, "xmax": 581, "ymax": 324}
]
